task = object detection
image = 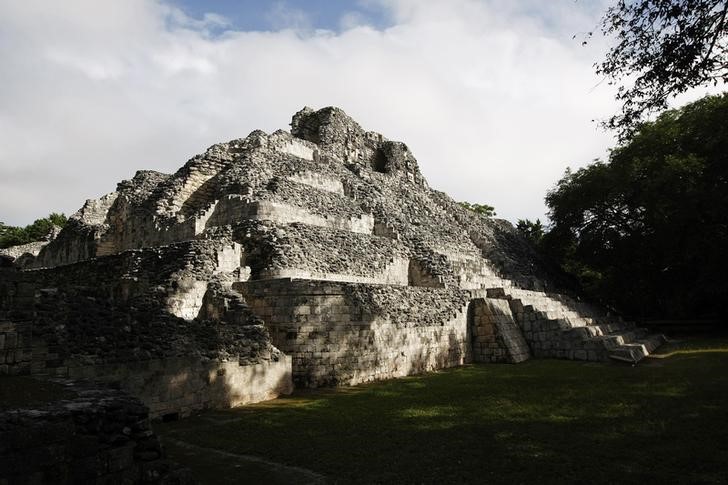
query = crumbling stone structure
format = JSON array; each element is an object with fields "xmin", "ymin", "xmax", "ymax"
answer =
[
  {"xmin": 1, "ymin": 106, "xmax": 665, "ymax": 403},
  {"xmin": 0, "ymin": 379, "xmax": 191, "ymax": 484},
  {"xmin": 0, "ymin": 239, "xmax": 291, "ymax": 419}
]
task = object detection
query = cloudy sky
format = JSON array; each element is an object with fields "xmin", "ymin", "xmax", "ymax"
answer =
[{"xmin": 0, "ymin": 0, "xmax": 691, "ymax": 226}]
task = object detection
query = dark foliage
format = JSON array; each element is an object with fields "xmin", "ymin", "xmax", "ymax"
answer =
[
  {"xmin": 0, "ymin": 213, "xmax": 68, "ymax": 249},
  {"xmin": 544, "ymin": 94, "xmax": 728, "ymax": 318},
  {"xmin": 516, "ymin": 219, "xmax": 544, "ymax": 246}
]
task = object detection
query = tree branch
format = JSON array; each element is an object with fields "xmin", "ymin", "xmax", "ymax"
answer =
[{"xmin": 700, "ymin": 3, "xmax": 728, "ymax": 69}]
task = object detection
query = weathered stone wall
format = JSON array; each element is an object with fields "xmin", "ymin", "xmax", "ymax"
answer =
[
  {"xmin": 0, "ymin": 240, "xmax": 292, "ymax": 416},
  {"xmin": 236, "ymin": 221, "xmax": 411, "ymax": 284},
  {"xmin": 290, "ymin": 106, "xmax": 426, "ymax": 185},
  {"xmin": 261, "ymin": 257, "xmax": 410, "ymax": 286},
  {"xmin": 408, "ymin": 259, "xmax": 446, "ymax": 288},
  {"xmin": 445, "ymin": 254, "xmax": 506, "ymax": 290},
  {"xmin": 66, "ymin": 357, "xmax": 292, "ymax": 419},
  {"xmin": 0, "ymin": 240, "xmax": 49, "ymax": 262},
  {"xmin": 287, "ymin": 171, "xmax": 344, "ymax": 194},
  {"xmin": 205, "ymin": 198, "xmax": 374, "ymax": 235},
  {"xmin": 0, "ymin": 320, "xmax": 31, "ymax": 375},
  {"xmin": 0, "ymin": 379, "xmax": 190, "ymax": 484},
  {"xmin": 31, "ymin": 219, "xmax": 101, "ymax": 269},
  {"xmin": 236, "ymin": 279, "xmax": 472, "ymax": 387},
  {"xmin": 0, "ymin": 316, "xmax": 291, "ymax": 417},
  {"xmin": 74, "ymin": 192, "xmax": 119, "ymax": 225}
]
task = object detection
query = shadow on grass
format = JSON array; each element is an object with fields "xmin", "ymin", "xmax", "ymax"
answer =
[{"xmin": 157, "ymin": 339, "xmax": 728, "ymax": 484}]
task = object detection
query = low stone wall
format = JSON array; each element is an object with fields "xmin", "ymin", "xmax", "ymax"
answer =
[
  {"xmin": 236, "ymin": 279, "xmax": 473, "ymax": 387},
  {"xmin": 0, "ymin": 318, "xmax": 292, "ymax": 419},
  {"xmin": 0, "ymin": 379, "xmax": 191, "ymax": 484},
  {"xmin": 278, "ymin": 139, "xmax": 316, "ymax": 161},
  {"xmin": 66, "ymin": 357, "xmax": 293, "ymax": 419}
]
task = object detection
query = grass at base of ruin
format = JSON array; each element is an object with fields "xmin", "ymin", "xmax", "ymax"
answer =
[{"xmin": 157, "ymin": 338, "xmax": 728, "ymax": 484}]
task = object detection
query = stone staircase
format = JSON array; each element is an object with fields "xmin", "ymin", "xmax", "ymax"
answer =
[
  {"xmin": 483, "ymin": 286, "xmax": 666, "ymax": 364},
  {"xmin": 440, "ymin": 253, "xmax": 665, "ymax": 364}
]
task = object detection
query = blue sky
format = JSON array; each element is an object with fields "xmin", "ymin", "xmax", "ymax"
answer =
[
  {"xmin": 169, "ymin": 0, "xmax": 608, "ymax": 35},
  {"xmin": 170, "ymin": 0, "xmax": 392, "ymax": 32}
]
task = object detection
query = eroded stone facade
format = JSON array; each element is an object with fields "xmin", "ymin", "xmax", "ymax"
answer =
[{"xmin": 1, "ymin": 106, "xmax": 665, "ymax": 402}]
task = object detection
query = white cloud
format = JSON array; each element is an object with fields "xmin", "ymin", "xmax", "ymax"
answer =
[
  {"xmin": 0, "ymin": 0, "xmax": 668, "ymax": 226},
  {"xmin": 265, "ymin": 1, "xmax": 314, "ymax": 31}
]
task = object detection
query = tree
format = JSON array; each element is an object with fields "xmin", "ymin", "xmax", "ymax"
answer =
[
  {"xmin": 596, "ymin": 0, "xmax": 728, "ymax": 134},
  {"xmin": 459, "ymin": 201, "xmax": 496, "ymax": 217},
  {"xmin": 545, "ymin": 93, "xmax": 728, "ymax": 318},
  {"xmin": 0, "ymin": 213, "xmax": 68, "ymax": 249},
  {"xmin": 516, "ymin": 218, "xmax": 545, "ymax": 245}
]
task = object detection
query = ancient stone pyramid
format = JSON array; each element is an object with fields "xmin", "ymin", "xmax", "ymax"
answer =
[{"xmin": 0, "ymin": 107, "xmax": 664, "ymax": 416}]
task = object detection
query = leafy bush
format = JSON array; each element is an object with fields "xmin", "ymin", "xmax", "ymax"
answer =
[
  {"xmin": 0, "ymin": 213, "xmax": 68, "ymax": 249},
  {"xmin": 459, "ymin": 201, "xmax": 496, "ymax": 217}
]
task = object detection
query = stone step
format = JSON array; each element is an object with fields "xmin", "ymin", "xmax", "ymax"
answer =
[
  {"xmin": 608, "ymin": 344, "xmax": 646, "ymax": 363},
  {"xmin": 509, "ymin": 294, "xmax": 607, "ymax": 319},
  {"xmin": 488, "ymin": 285, "xmax": 663, "ymax": 365},
  {"xmin": 563, "ymin": 316, "xmax": 597, "ymax": 327},
  {"xmin": 595, "ymin": 328, "xmax": 649, "ymax": 349},
  {"xmin": 563, "ymin": 322, "xmax": 629, "ymax": 339},
  {"xmin": 608, "ymin": 334, "xmax": 666, "ymax": 363},
  {"xmin": 494, "ymin": 287, "xmax": 620, "ymax": 330}
]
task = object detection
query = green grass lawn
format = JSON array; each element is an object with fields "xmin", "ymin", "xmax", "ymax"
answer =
[{"xmin": 156, "ymin": 338, "xmax": 728, "ymax": 484}]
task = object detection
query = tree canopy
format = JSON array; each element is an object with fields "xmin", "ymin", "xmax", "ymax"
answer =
[
  {"xmin": 597, "ymin": 0, "xmax": 728, "ymax": 134},
  {"xmin": 0, "ymin": 213, "xmax": 68, "ymax": 249},
  {"xmin": 459, "ymin": 202, "xmax": 496, "ymax": 217},
  {"xmin": 543, "ymin": 93, "xmax": 728, "ymax": 319},
  {"xmin": 516, "ymin": 219, "xmax": 544, "ymax": 246}
]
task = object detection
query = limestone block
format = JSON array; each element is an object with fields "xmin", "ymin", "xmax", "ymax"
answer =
[{"xmin": 166, "ymin": 279, "xmax": 208, "ymax": 320}]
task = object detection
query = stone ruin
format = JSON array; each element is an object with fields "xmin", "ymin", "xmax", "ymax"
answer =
[
  {"xmin": 0, "ymin": 379, "xmax": 191, "ymax": 483},
  {"xmin": 1, "ymin": 106, "xmax": 666, "ymax": 417}
]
